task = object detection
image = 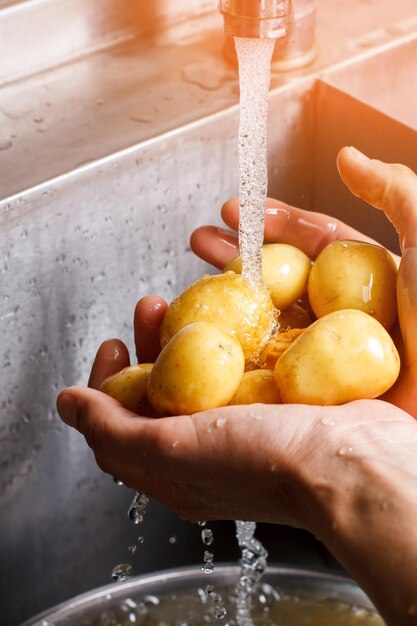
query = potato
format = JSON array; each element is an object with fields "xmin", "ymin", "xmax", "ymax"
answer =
[
  {"xmin": 160, "ymin": 272, "xmax": 277, "ymax": 364},
  {"xmin": 259, "ymin": 328, "xmax": 305, "ymax": 370},
  {"xmin": 225, "ymin": 243, "xmax": 311, "ymax": 310},
  {"xmin": 229, "ymin": 369, "xmax": 281, "ymax": 405},
  {"xmin": 148, "ymin": 321, "xmax": 245, "ymax": 415},
  {"xmin": 279, "ymin": 302, "xmax": 312, "ymax": 330},
  {"xmin": 100, "ymin": 364, "xmax": 155, "ymax": 415},
  {"xmin": 275, "ymin": 309, "xmax": 400, "ymax": 405},
  {"xmin": 308, "ymin": 239, "xmax": 397, "ymax": 329}
]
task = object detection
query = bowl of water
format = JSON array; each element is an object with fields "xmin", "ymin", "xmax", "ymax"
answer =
[{"xmin": 22, "ymin": 565, "xmax": 384, "ymax": 626}]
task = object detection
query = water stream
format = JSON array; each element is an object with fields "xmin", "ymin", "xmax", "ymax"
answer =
[
  {"xmin": 115, "ymin": 34, "xmax": 274, "ymax": 625},
  {"xmin": 233, "ymin": 36, "xmax": 276, "ymax": 626},
  {"xmin": 235, "ymin": 37, "xmax": 275, "ymax": 286}
]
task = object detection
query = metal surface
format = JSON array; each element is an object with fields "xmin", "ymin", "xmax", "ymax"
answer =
[
  {"xmin": 21, "ymin": 565, "xmax": 378, "ymax": 626},
  {"xmin": 1, "ymin": 1, "xmax": 417, "ymax": 626},
  {"xmin": 219, "ymin": 0, "xmax": 289, "ymax": 38},
  {"xmin": 0, "ymin": 0, "xmax": 215, "ymax": 85}
]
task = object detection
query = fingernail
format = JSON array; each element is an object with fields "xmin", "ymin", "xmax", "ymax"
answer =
[
  {"xmin": 57, "ymin": 392, "xmax": 78, "ymax": 428},
  {"xmin": 265, "ymin": 206, "xmax": 290, "ymax": 220}
]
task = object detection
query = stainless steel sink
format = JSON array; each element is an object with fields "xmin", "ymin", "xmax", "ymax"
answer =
[{"xmin": 0, "ymin": 1, "xmax": 416, "ymax": 625}]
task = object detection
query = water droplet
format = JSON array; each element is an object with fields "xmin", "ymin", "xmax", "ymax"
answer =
[
  {"xmin": 216, "ymin": 418, "xmax": 226, "ymax": 429},
  {"xmin": 321, "ymin": 417, "xmax": 335, "ymax": 426},
  {"xmin": 129, "ymin": 114, "xmax": 154, "ymax": 124},
  {"xmin": 113, "ymin": 477, "xmax": 124, "ymax": 486},
  {"xmin": 137, "ymin": 536, "xmax": 145, "ymax": 544},
  {"xmin": 214, "ymin": 606, "xmax": 227, "ymax": 620},
  {"xmin": 169, "ymin": 535, "xmax": 177, "ymax": 544},
  {"xmin": 128, "ymin": 545, "xmax": 137, "ymax": 555},
  {"xmin": 202, "ymin": 551, "xmax": 214, "ymax": 573},
  {"xmin": 128, "ymin": 492, "xmax": 149, "ymax": 525},
  {"xmin": 201, "ymin": 529, "xmax": 214, "ymax": 546},
  {"xmin": 198, "ymin": 521, "xmax": 207, "ymax": 527},
  {"xmin": 337, "ymin": 446, "xmax": 353, "ymax": 456},
  {"xmin": 129, "ymin": 510, "xmax": 144, "ymax": 525},
  {"xmin": 111, "ymin": 563, "xmax": 134, "ymax": 583},
  {"xmin": 182, "ymin": 61, "xmax": 233, "ymax": 91}
]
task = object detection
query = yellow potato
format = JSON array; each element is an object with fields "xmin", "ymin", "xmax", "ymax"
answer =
[
  {"xmin": 149, "ymin": 321, "xmax": 245, "ymax": 416},
  {"xmin": 225, "ymin": 244, "xmax": 311, "ymax": 310},
  {"xmin": 160, "ymin": 272, "xmax": 277, "ymax": 364},
  {"xmin": 308, "ymin": 239, "xmax": 397, "ymax": 329},
  {"xmin": 259, "ymin": 328, "xmax": 305, "ymax": 370},
  {"xmin": 100, "ymin": 364, "xmax": 155, "ymax": 415},
  {"xmin": 275, "ymin": 309, "xmax": 400, "ymax": 405},
  {"xmin": 229, "ymin": 369, "xmax": 281, "ymax": 405},
  {"xmin": 279, "ymin": 302, "xmax": 312, "ymax": 330}
]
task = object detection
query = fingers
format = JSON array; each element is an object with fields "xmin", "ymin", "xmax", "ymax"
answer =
[
  {"xmin": 398, "ymin": 247, "xmax": 417, "ymax": 369},
  {"xmin": 220, "ymin": 198, "xmax": 378, "ymax": 260},
  {"xmin": 391, "ymin": 247, "xmax": 417, "ymax": 417},
  {"xmin": 88, "ymin": 339, "xmax": 130, "ymax": 390},
  {"xmin": 57, "ymin": 386, "xmax": 195, "ymax": 478},
  {"xmin": 190, "ymin": 225, "xmax": 239, "ymax": 269},
  {"xmin": 337, "ymin": 147, "xmax": 417, "ymax": 251},
  {"xmin": 134, "ymin": 295, "xmax": 168, "ymax": 363}
]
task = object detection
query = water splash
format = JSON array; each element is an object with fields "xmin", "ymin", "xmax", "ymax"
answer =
[
  {"xmin": 128, "ymin": 492, "xmax": 149, "ymax": 525},
  {"xmin": 235, "ymin": 521, "xmax": 269, "ymax": 626},
  {"xmin": 201, "ymin": 528, "xmax": 214, "ymax": 546},
  {"xmin": 111, "ymin": 563, "xmax": 134, "ymax": 583}
]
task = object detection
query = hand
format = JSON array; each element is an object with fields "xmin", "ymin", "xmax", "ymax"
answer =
[
  {"xmin": 57, "ymin": 146, "xmax": 417, "ymax": 519},
  {"xmin": 57, "ymin": 148, "xmax": 417, "ymax": 626},
  {"xmin": 190, "ymin": 146, "xmax": 417, "ymax": 417}
]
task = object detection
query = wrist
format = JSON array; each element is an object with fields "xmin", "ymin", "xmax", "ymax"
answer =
[{"xmin": 296, "ymin": 420, "xmax": 417, "ymax": 625}]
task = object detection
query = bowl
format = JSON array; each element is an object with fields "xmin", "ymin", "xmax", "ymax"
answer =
[{"xmin": 21, "ymin": 565, "xmax": 384, "ymax": 626}]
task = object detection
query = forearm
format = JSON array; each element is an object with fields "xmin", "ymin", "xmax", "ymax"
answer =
[{"xmin": 309, "ymin": 453, "xmax": 417, "ymax": 625}]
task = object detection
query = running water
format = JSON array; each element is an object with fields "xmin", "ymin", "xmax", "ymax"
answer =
[
  {"xmin": 235, "ymin": 37, "xmax": 275, "ymax": 285},
  {"xmin": 111, "ymin": 492, "xmax": 149, "ymax": 583},
  {"xmin": 233, "ymin": 36, "xmax": 276, "ymax": 626},
  {"xmin": 198, "ymin": 522, "xmax": 227, "ymax": 620}
]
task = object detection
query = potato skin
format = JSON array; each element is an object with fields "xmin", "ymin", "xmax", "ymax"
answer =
[
  {"xmin": 259, "ymin": 328, "xmax": 305, "ymax": 370},
  {"xmin": 229, "ymin": 369, "xmax": 281, "ymax": 405},
  {"xmin": 308, "ymin": 239, "xmax": 397, "ymax": 329},
  {"xmin": 149, "ymin": 321, "xmax": 245, "ymax": 416},
  {"xmin": 275, "ymin": 309, "xmax": 400, "ymax": 405},
  {"xmin": 160, "ymin": 272, "xmax": 277, "ymax": 364},
  {"xmin": 226, "ymin": 244, "xmax": 311, "ymax": 310},
  {"xmin": 100, "ymin": 364, "xmax": 154, "ymax": 414}
]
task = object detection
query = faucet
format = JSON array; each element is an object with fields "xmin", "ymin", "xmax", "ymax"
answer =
[{"xmin": 219, "ymin": 0, "xmax": 291, "ymax": 39}]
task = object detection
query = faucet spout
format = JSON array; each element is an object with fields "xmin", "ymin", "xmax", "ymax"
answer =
[{"xmin": 219, "ymin": 0, "xmax": 290, "ymax": 39}]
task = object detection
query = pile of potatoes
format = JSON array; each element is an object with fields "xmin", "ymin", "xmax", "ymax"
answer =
[{"xmin": 101, "ymin": 240, "xmax": 401, "ymax": 415}]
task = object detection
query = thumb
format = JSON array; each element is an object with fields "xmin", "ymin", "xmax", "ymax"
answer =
[{"xmin": 337, "ymin": 146, "xmax": 417, "ymax": 251}]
